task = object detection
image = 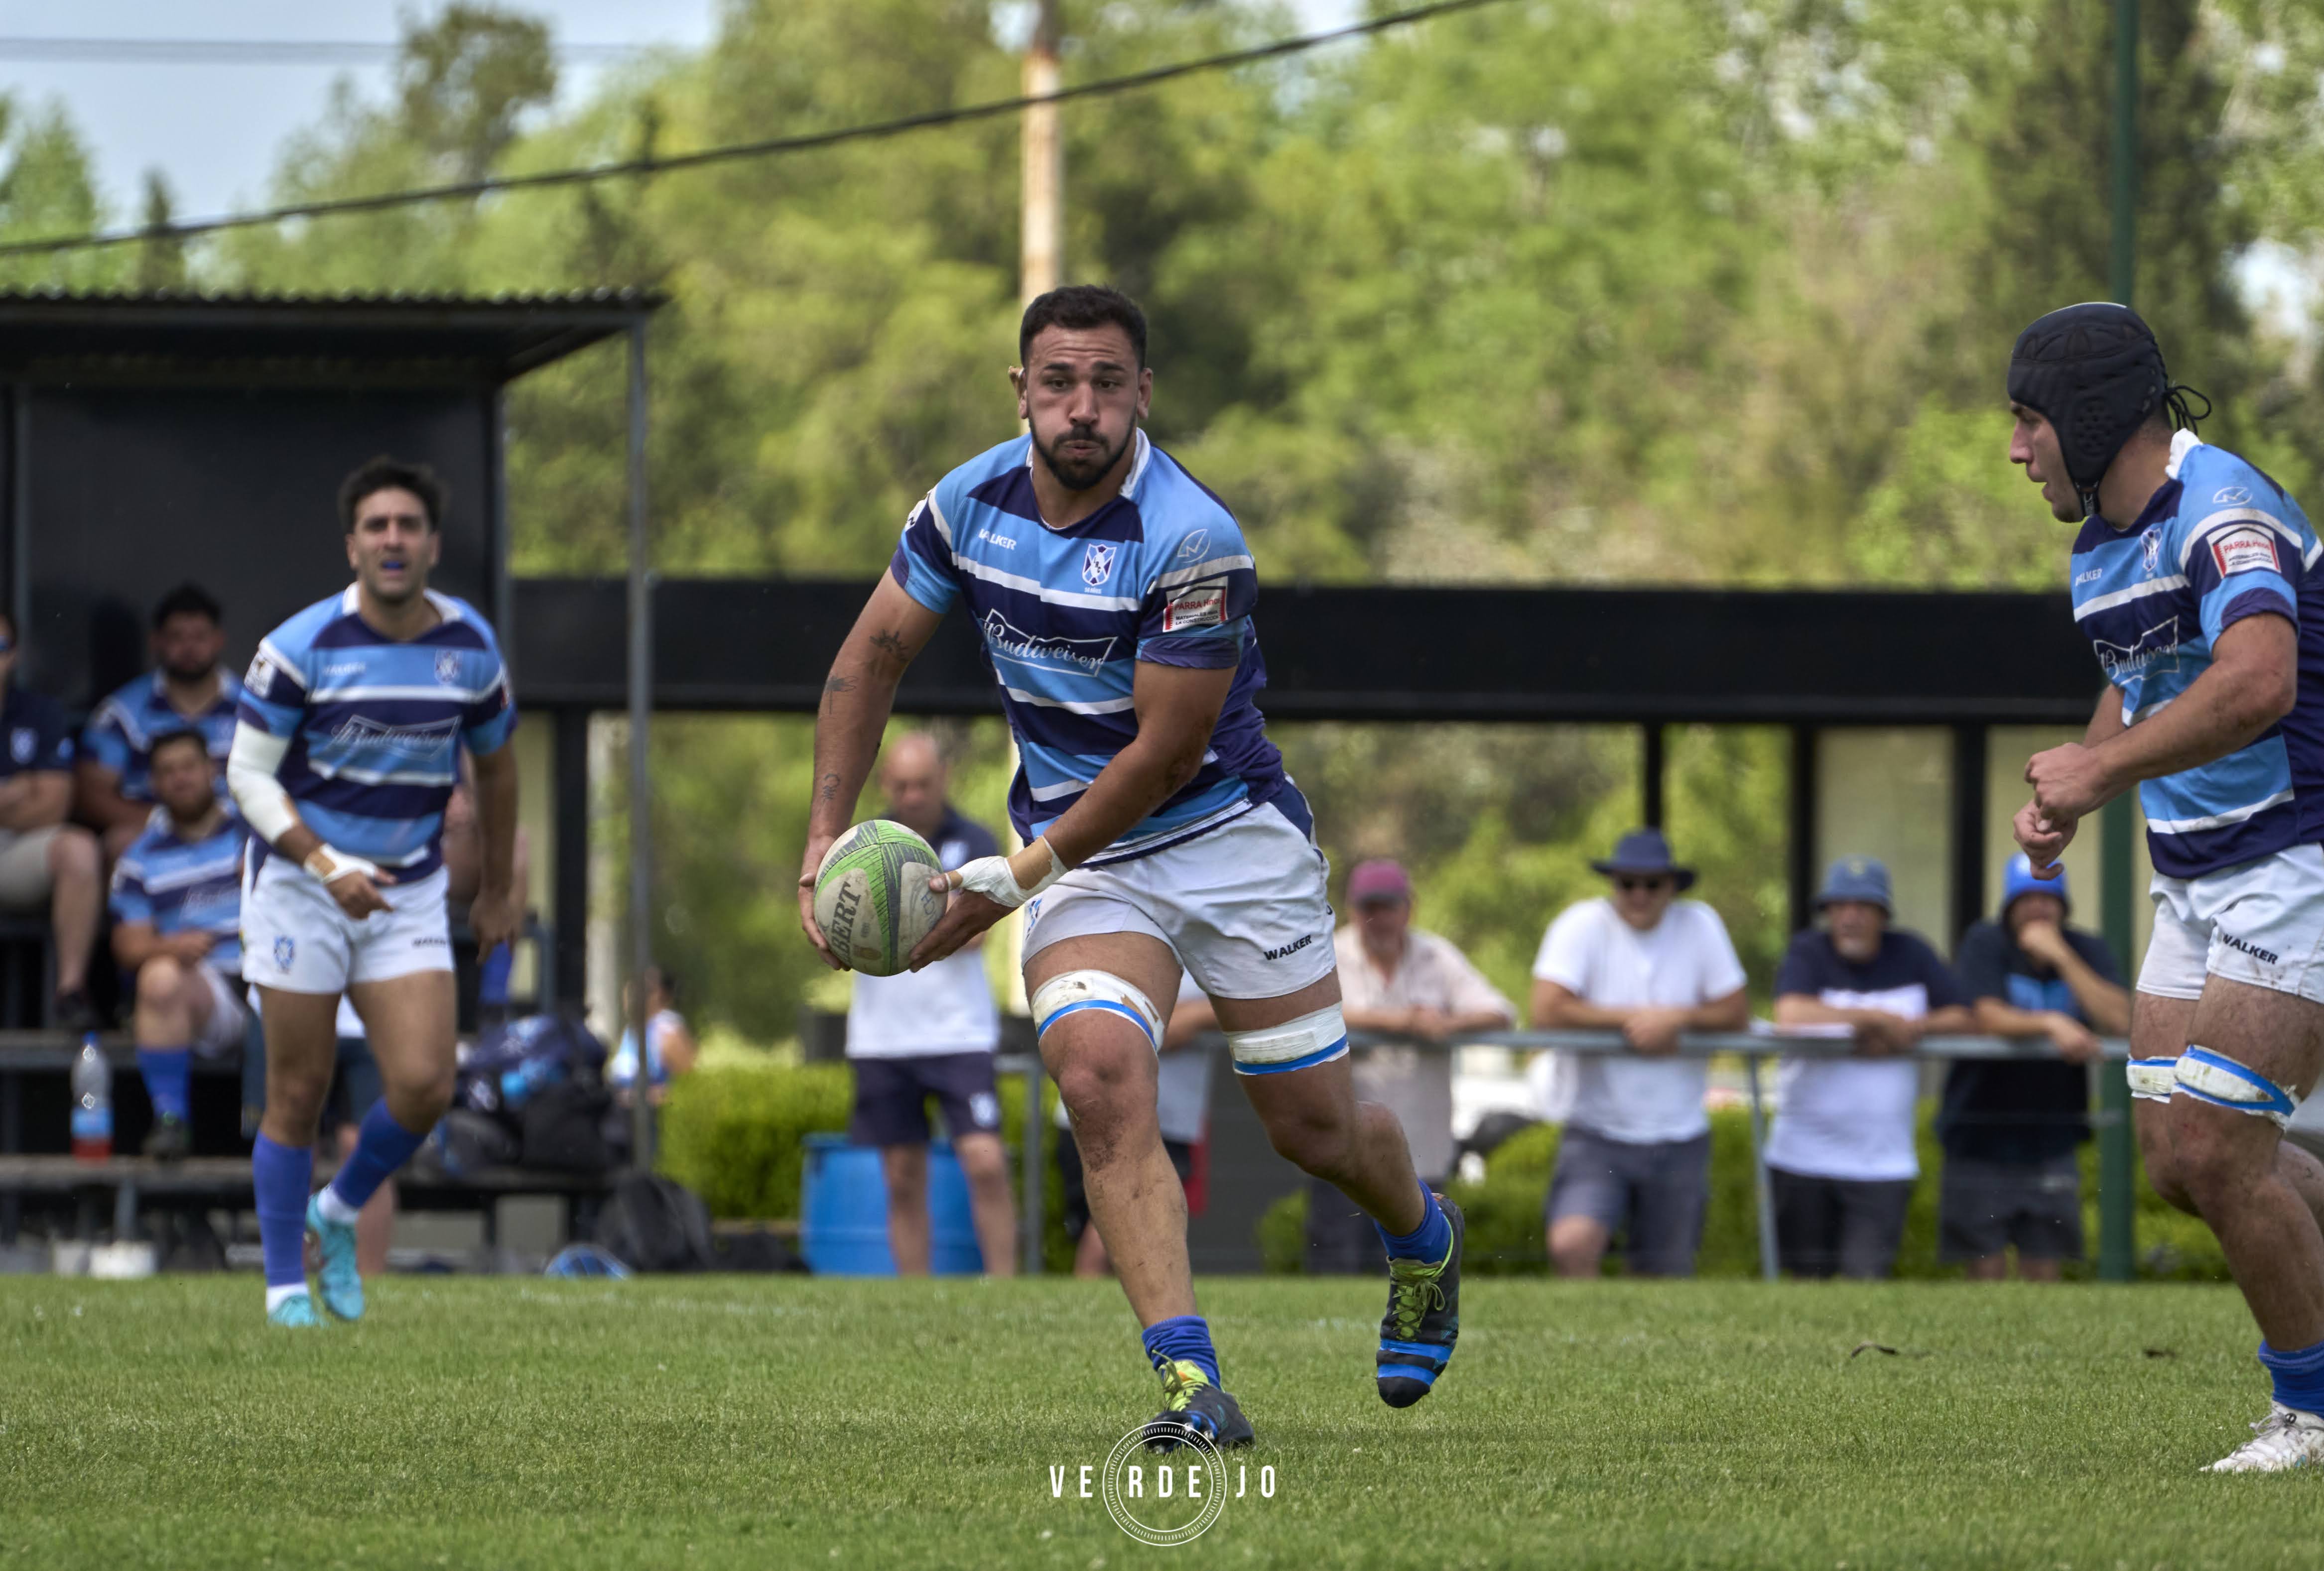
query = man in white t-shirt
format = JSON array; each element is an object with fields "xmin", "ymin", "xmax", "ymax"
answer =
[
  {"xmin": 1531, "ymin": 828, "xmax": 1750, "ymax": 1277},
  {"xmin": 1767, "ymin": 856, "xmax": 1973, "ymax": 1278},
  {"xmin": 844, "ymin": 734, "xmax": 1015, "ymax": 1275},
  {"xmin": 1321, "ymin": 859, "xmax": 1514, "ymax": 1272}
]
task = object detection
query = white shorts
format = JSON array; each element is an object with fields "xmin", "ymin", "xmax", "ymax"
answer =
[
  {"xmin": 192, "ymin": 963, "xmax": 249, "ymax": 1055},
  {"xmin": 241, "ymin": 853, "xmax": 455, "ymax": 994},
  {"xmin": 2139, "ymin": 844, "xmax": 2324, "ymax": 1004},
  {"xmin": 1021, "ymin": 800, "xmax": 1337, "ymax": 1000}
]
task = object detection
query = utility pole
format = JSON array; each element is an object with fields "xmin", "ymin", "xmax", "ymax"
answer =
[
  {"xmin": 2096, "ymin": 0, "xmax": 2139, "ymax": 1285},
  {"xmin": 1021, "ymin": 0, "xmax": 1063, "ymax": 304}
]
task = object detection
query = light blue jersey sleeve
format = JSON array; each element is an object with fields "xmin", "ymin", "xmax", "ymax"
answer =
[
  {"xmin": 107, "ymin": 853, "xmax": 152, "ymax": 927},
  {"xmin": 2184, "ymin": 503, "xmax": 2301, "ymax": 645},
  {"xmin": 888, "ymin": 487, "xmax": 965, "ymax": 615},
  {"xmin": 238, "ymin": 636, "xmax": 310, "ymax": 738},
  {"xmin": 82, "ymin": 707, "xmax": 132, "ymax": 779},
  {"xmin": 1136, "ymin": 513, "xmax": 1257, "ymax": 669},
  {"xmin": 460, "ymin": 634, "xmax": 518, "ymax": 757}
]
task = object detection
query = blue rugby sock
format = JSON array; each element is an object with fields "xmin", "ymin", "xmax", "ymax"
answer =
[
  {"xmin": 327, "ymin": 1100, "xmax": 429, "ymax": 1213},
  {"xmin": 478, "ymin": 944, "xmax": 513, "ymax": 1006},
  {"xmin": 252, "ymin": 1134, "xmax": 313, "ymax": 1294},
  {"xmin": 137, "ymin": 1047, "xmax": 191, "ymax": 1123},
  {"xmin": 2259, "ymin": 1338, "xmax": 2324, "ymax": 1415},
  {"xmin": 1143, "ymin": 1315, "xmax": 1222, "ymax": 1388},
  {"xmin": 1375, "ymin": 1181, "xmax": 1450, "ymax": 1263}
]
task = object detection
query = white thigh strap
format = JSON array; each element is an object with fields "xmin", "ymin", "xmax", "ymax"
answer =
[
  {"xmin": 1226, "ymin": 1004, "xmax": 1348, "ymax": 1077},
  {"xmin": 1031, "ymin": 970, "xmax": 1161, "ymax": 1051},
  {"xmin": 2127, "ymin": 1057, "xmax": 2180, "ymax": 1101},
  {"xmin": 2175, "ymin": 1046, "xmax": 2301, "ymax": 1128}
]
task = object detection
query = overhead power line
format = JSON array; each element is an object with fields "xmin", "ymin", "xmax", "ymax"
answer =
[
  {"xmin": 0, "ymin": 37, "xmax": 648, "ymax": 65},
  {"xmin": 0, "ymin": 0, "xmax": 1512, "ymax": 261}
]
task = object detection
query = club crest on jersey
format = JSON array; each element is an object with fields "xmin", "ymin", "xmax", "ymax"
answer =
[
  {"xmin": 434, "ymin": 650, "xmax": 463, "ymax": 685},
  {"xmin": 273, "ymin": 936, "xmax": 295, "ymax": 970},
  {"xmin": 2209, "ymin": 525, "xmax": 2281, "ymax": 579},
  {"xmin": 2140, "ymin": 527, "xmax": 2163, "ymax": 577},
  {"xmin": 1081, "ymin": 542, "xmax": 1116, "ymax": 587}
]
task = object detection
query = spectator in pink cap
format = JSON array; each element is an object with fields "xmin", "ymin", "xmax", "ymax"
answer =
[{"xmin": 1310, "ymin": 859, "xmax": 1514, "ymax": 1272}]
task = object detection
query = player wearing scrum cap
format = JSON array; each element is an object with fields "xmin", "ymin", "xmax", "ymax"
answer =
[
  {"xmin": 228, "ymin": 457, "xmax": 520, "ymax": 1329},
  {"xmin": 2009, "ymin": 302, "xmax": 2324, "ymax": 1470},
  {"xmin": 801, "ymin": 285, "xmax": 1462, "ymax": 1449}
]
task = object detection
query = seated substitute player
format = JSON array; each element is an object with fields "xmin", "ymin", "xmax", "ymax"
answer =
[
  {"xmin": 109, "ymin": 728, "xmax": 251, "ymax": 1160},
  {"xmin": 229, "ymin": 456, "xmax": 519, "ymax": 1329},
  {"xmin": 800, "ymin": 285, "xmax": 1461, "ymax": 1448},
  {"xmin": 78, "ymin": 583, "xmax": 242, "ymax": 861},
  {"xmin": 2009, "ymin": 302, "xmax": 2324, "ymax": 1470}
]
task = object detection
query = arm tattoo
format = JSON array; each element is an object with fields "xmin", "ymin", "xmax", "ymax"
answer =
[
  {"xmin": 816, "ymin": 772, "xmax": 842, "ymax": 805},
  {"xmin": 823, "ymin": 674, "xmax": 855, "ymax": 696},
  {"xmin": 868, "ymin": 628, "xmax": 909, "ymax": 665}
]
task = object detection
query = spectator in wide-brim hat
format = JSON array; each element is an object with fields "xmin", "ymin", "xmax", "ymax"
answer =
[
  {"xmin": 1766, "ymin": 856, "xmax": 1975, "ymax": 1280},
  {"xmin": 1937, "ymin": 854, "xmax": 2128, "ymax": 1282},
  {"xmin": 1529, "ymin": 828, "xmax": 1750, "ymax": 1278}
]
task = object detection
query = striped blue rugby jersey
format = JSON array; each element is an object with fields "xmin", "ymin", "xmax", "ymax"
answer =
[
  {"xmin": 891, "ymin": 430, "xmax": 1299, "ymax": 863},
  {"xmin": 237, "ymin": 586, "xmax": 516, "ymax": 878},
  {"xmin": 2069, "ymin": 433, "xmax": 2324, "ymax": 878},
  {"xmin": 111, "ymin": 808, "xmax": 251, "ymax": 977},
  {"xmin": 83, "ymin": 670, "xmax": 244, "ymax": 802}
]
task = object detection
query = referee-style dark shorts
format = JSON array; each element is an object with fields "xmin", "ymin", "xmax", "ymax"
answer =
[
  {"xmin": 848, "ymin": 1053, "xmax": 1003, "ymax": 1148},
  {"xmin": 1938, "ymin": 1151, "xmax": 2083, "ymax": 1263}
]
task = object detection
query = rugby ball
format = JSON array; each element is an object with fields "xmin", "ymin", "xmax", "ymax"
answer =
[{"xmin": 813, "ymin": 820, "xmax": 949, "ymax": 977}]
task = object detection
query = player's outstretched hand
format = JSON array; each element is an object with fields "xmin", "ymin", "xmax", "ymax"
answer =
[
  {"xmin": 797, "ymin": 836, "xmax": 845, "ymax": 971},
  {"xmin": 907, "ymin": 880, "xmax": 1009, "ymax": 971},
  {"xmin": 327, "ymin": 868, "xmax": 396, "ymax": 922},
  {"xmin": 469, "ymin": 885, "xmax": 521, "ymax": 961},
  {"xmin": 2012, "ymin": 796, "xmax": 2074, "ymax": 877}
]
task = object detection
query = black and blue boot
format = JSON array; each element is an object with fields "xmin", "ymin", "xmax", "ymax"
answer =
[{"xmin": 1376, "ymin": 1192, "xmax": 1462, "ymax": 1407}]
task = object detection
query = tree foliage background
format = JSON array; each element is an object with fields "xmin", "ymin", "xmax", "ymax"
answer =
[{"xmin": 4, "ymin": 0, "xmax": 2318, "ymax": 1030}]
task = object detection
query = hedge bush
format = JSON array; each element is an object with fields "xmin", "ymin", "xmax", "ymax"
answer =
[
  {"xmin": 1257, "ymin": 1100, "xmax": 2230, "ymax": 1281},
  {"xmin": 657, "ymin": 1058, "xmax": 1076, "ymax": 1271}
]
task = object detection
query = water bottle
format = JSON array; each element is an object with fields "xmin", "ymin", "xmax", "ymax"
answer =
[
  {"xmin": 497, "ymin": 1055, "xmax": 564, "ymax": 1111},
  {"xmin": 70, "ymin": 1034, "xmax": 112, "ymax": 1162}
]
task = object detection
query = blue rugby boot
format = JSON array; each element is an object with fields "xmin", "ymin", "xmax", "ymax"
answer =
[
  {"xmin": 1377, "ymin": 1193, "xmax": 1462, "ymax": 1408},
  {"xmin": 305, "ymin": 1193, "xmax": 365, "ymax": 1322},
  {"xmin": 1146, "ymin": 1359, "xmax": 1256, "ymax": 1452},
  {"xmin": 267, "ymin": 1291, "xmax": 323, "ymax": 1329}
]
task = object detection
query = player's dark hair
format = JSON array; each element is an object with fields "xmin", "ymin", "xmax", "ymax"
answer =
[
  {"xmin": 1019, "ymin": 285, "xmax": 1148, "ymax": 368},
  {"xmin": 147, "ymin": 727, "xmax": 209, "ymax": 765},
  {"xmin": 151, "ymin": 582, "xmax": 222, "ymax": 630},
  {"xmin": 339, "ymin": 455, "xmax": 446, "ymax": 533},
  {"xmin": 646, "ymin": 965, "xmax": 679, "ymax": 1005}
]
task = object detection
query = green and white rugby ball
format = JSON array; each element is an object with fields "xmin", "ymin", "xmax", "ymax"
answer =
[{"xmin": 814, "ymin": 819, "xmax": 949, "ymax": 977}]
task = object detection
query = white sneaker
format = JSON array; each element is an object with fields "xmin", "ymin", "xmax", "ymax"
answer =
[{"xmin": 2206, "ymin": 1403, "xmax": 2324, "ymax": 1472}]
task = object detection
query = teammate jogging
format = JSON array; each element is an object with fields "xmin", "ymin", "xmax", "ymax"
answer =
[
  {"xmin": 2008, "ymin": 302, "xmax": 2324, "ymax": 1470},
  {"xmin": 229, "ymin": 457, "xmax": 520, "ymax": 1328},
  {"xmin": 800, "ymin": 286, "xmax": 1462, "ymax": 1447}
]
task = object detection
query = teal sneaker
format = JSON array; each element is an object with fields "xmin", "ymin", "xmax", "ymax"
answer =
[
  {"xmin": 1377, "ymin": 1193, "xmax": 1463, "ymax": 1409},
  {"xmin": 266, "ymin": 1291, "xmax": 323, "ymax": 1329},
  {"xmin": 305, "ymin": 1192, "xmax": 364, "ymax": 1322}
]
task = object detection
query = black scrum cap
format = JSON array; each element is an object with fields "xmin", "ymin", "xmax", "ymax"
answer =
[{"xmin": 2007, "ymin": 302, "xmax": 2204, "ymax": 517}]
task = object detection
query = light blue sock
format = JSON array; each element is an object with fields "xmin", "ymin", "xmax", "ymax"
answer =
[
  {"xmin": 251, "ymin": 1134, "xmax": 312, "ymax": 1291},
  {"xmin": 2259, "ymin": 1338, "xmax": 2324, "ymax": 1414},
  {"xmin": 1376, "ymin": 1181, "xmax": 1450, "ymax": 1262},
  {"xmin": 326, "ymin": 1100, "xmax": 429, "ymax": 1212},
  {"xmin": 1142, "ymin": 1315, "xmax": 1222, "ymax": 1387},
  {"xmin": 137, "ymin": 1047, "xmax": 192, "ymax": 1123}
]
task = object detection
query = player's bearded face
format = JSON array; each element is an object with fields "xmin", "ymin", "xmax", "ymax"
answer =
[
  {"xmin": 1018, "ymin": 326, "xmax": 1150, "ymax": 492},
  {"xmin": 1032, "ymin": 416, "xmax": 1130, "ymax": 491}
]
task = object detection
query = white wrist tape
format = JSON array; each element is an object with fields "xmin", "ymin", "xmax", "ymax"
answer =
[
  {"xmin": 949, "ymin": 838, "xmax": 1066, "ymax": 910},
  {"xmin": 303, "ymin": 846, "xmax": 382, "ymax": 886},
  {"xmin": 225, "ymin": 722, "xmax": 299, "ymax": 846}
]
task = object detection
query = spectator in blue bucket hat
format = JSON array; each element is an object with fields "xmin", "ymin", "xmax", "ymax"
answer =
[{"xmin": 1766, "ymin": 856, "xmax": 1975, "ymax": 1278}]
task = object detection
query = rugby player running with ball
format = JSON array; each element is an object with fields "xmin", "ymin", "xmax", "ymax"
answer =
[
  {"xmin": 800, "ymin": 286, "xmax": 1462, "ymax": 1447},
  {"xmin": 2009, "ymin": 303, "xmax": 2324, "ymax": 1470}
]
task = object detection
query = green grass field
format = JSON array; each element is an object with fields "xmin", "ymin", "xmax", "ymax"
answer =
[{"xmin": 6, "ymin": 1275, "xmax": 2324, "ymax": 1569}]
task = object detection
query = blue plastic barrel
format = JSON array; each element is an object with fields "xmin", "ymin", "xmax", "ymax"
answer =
[{"xmin": 800, "ymin": 1133, "xmax": 985, "ymax": 1275}]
